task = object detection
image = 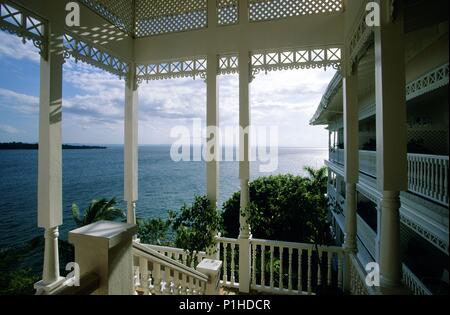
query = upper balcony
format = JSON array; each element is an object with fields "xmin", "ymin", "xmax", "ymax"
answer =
[{"xmin": 329, "ymin": 148, "xmax": 449, "ymax": 208}]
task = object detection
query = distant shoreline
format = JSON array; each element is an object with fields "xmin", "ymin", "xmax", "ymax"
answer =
[{"xmin": 0, "ymin": 142, "xmax": 107, "ymax": 150}]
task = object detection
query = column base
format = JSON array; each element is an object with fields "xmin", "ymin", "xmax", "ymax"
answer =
[{"xmin": 34, "ymin": 276, "xmax": 66, "ymax": 295}]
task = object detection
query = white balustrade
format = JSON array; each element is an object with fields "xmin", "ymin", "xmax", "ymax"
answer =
[
  {"xmin": 330, "ymin": 149, "xmax": 345, "ymax": 165},
  {"xmin": 133, "ymin": 242, "xmax": 208, "ymax": 295},
  {"xmin": 333, "ymin": 150, "xmax": 449, "ymax": 206},
  {"xmin": 144, "ymin": 244, "xmax": 207, "ymax": 268},
  {"xmin": 249, "ymin": 238, "xmax": 344, "ymax": 295},
  {"xmin": 408, "ymin": 154, "xmax": 449, "ymax": 206},
  {"xmin": 215, "ymin": 236, "xmax": 240, "ymax": 288},
  {"xmin": 359, "ymin": 150, "xmax": 377, "ymax": 177}
]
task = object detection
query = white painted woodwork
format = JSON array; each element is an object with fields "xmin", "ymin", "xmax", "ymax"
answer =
[
  {"xmin": 69, "ymin": 221, "xmax": 137, "ymax": 295},
  {"xmin": 124, "ymin": 65, "xmax": 139, "ymax": 224},
  {"xmin": 132, "ymin": 242, "xmax": 209, "ymax": 295},
  {"xmin": 36, "ymin": 24, "xmax": 65, "ymax": 291},
  {"xmin": 206, "ymin": 52, "xmax": 219, "ymax": 207}
]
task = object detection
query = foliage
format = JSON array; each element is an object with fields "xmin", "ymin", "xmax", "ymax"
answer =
[
  {"xmin": 169, "ymin": 195, "xmax": 222, "ymax": 263},
  {"xmin": 222, "ymin": 167, "xmax": 332, "ymax": 245},
  {"xmin": 71, "ymin": 197, "xmax": 125, "ymax": 227},
  {"xmin": 137, "ymin": 218, "xmax": 171, "ymax": 246}
]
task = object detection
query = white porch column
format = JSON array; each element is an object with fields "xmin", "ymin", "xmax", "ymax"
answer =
[
  {"xmin": 35, "ymin": 29, "xmax": 65, "ymax": 293},
  {"xmin": 375, "ymin": 0, "xmax": 407, "ymax": 289},
  {"xmin": 124, "ymin": 65, "xmax": 139, "ymax": 225},
  {"xmin": 206, "ymin": 53, "xmax": 219, "ymax": 207},
  {"xmin": 342, "ymin": 61, "xmax": 359, "ymax": 292},
  {"xmin": 343, "ymin": 70, "xmax": 359, "ymax": 253},
  {"xmin": 238, "ymin": 48, "xmax": 252, "ymax": 293}
]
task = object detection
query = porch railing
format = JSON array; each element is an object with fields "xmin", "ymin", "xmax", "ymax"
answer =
[
  {"xmin": 408, "ymin": 154, "xmax": 449, "ymax": 206},
  {"xmin": 215, "ymin": 236, "xmax": 345, "ymax": 295},
  {"xmin": 330, "ymin": 149, "xmax": 449, "ymax": 206},
  {"xmin": 132, "ymin": 242, "xmax": 208, "ymax": 295}
]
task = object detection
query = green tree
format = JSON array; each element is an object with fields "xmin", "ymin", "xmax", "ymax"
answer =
[
  {"xmin": 170, "ymin": 195, "xmax": 222, "ymax": 264},
  {"xmin": 222, "ymin": 168, "xmax": 332, "ymax": 245},
  {"xmin": 71, "ymin": 197, "xmax": 125, "ymax": 228},
  {"xmin": 137, "ymin": 218, "xmax": 171, "ymax": 245}
]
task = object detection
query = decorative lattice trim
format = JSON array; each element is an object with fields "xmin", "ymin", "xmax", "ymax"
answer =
[
  {"xmin": 249, "ymin": 0, "xmax": 343, "ymax": 23},
  {"xmin": 348, "ymin": 0, "xmax": 374, "ymax": 69},
  {"xmin": 135, "ymin": 0, "xmax": 207, "ymax": 37},
  {"xmin": 400, "ymin": 214, "xmax": 449, "ymax": 255},
  {"xmin": 218, "ymin": 53, "xmax": 239, "ymax": 75},
  {"xmin": 406, "ymin": 63, "xmax": 449, "ymax": 101},
  {"xmin": 0, "ymin": 1, "xmax": 47, "ymax": 59},
  {"xmin": 63, "ymin": 34, "xmax": 130, "ymax": 78},
  {"xmin": 79, "ymin": 0, "xmax": 134, "ymax": 36},
  {"xmin": 217, "ymin": 0, "xmax": 239, "ymax": 26},
  {"xmin": 251, "ymin": 47, "xmax": 341, "ymax": 79},
  {"xmin": 136, "ymin": 57, "xmax": 207, "ymax": 82}
]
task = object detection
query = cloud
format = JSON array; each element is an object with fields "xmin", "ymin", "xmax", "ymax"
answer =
[
  {"xmin": 0, "ymin": 33, "xmax": 334, "ymax": 147},
  {"xmin": 0, "ymin": 88, "xmax": 39, "ymax": 114},
  {"xmin": 0, "ymin": 31, "xmax": 40, "ymax": 62},
  {"xmin": 0, "ymin": 124, "xmax": 20, "ymax": 134}
]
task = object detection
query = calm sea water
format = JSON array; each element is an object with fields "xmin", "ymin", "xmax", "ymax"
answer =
[{"xmin": 0, "ymin": 146, "xmax": 327, "ymax": 248}]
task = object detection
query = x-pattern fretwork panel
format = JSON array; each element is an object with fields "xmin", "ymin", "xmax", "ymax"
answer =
[
  {"xmin": 0, "ymin": 1, "xmax": 47, "ymax": 58},
  {"xmin": 136, "ymin": 57, "xmax": 207, "ymax": 82},
  {"xmin": 135, "ymin": 0, "xmax": 208, "ymax": 37},
  {"xmin": 251, "ymin": 47, "xmax": 341, "ymax": 77},
  {"xmin": 249, "ymin": 0, "xmax": 343, "ymax": 22},
  {"xmin": 63, "ymin": 34, "xmax": 130, "ymax": 78},
  {"xmin": 136, "ymin": 47, "xmax": 341, "ymax": 83}
]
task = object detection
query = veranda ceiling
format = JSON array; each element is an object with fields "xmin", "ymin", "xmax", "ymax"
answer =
[{"xmin": 80, "ymin": 0, "xmax": 343, "ymax": 38}]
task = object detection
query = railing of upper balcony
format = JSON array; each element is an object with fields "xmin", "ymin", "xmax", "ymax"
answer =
[
  {"xmin": 215, "ymin": 236, "xmax": 345, "ymax": 295},
  {"xmin": 329, "ymin": 149, "xmax": 449, "ymax": 206},
  {"xmin": 402, "ymin": 263, "xmax": 433, "ymax": 295}
]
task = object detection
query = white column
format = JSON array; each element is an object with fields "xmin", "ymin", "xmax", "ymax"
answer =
[
  {"xmin": 238, "ymin": 48, "xmax": 251, "ymax": 293},
  {"xmin": 343, "ymin": 70, "xmax": 359, "ymax": 253},
  {"xmin": 35, "ymin": 30, "xmax": 65, "ymax": 293},
  {"xmin": 375, "ymin": 0, "xmax": 407, "ymax": 288},
  {"xmin": 206, "ymin": 53, "xmax": 219, "ymax": 207},
  {"xmin": 124, "ymin": 65, "xmax": 139, "ymax": 225},
  {"xmin": 342, "ymin": 63, "xmax": 359, "ymax": 292}
]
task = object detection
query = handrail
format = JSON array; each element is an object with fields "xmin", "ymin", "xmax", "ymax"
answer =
[
  {"xmin": 145, "ymin": 243, "xmax": 207, "ymax": 260},
  {"xmin": 251, "ymin": 238, "xmax": 344, "ymax": 253},
  {"xmin": 132, "ymin": 242, "xmax": 208, "ymax": 283},
  {"xmin": 402, "ymin": 263, "xmax": 432, "ymax": 295}
]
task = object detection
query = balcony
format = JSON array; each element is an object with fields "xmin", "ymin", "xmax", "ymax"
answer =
[{"xmin": 329, "ymin": 149, "xmax": 449, "ymax": 207}]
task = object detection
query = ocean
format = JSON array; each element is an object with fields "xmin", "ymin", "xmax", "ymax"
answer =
[{"xmin": 0, "ymin": 146, "xmax": 327, "ymax": 249}]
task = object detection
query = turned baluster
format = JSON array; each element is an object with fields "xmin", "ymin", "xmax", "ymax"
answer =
[
  {"xmin": 270, "ymin": 245, "xmax": 274, "ymax": 289},
  {"xmin": 252, "ymin": 243, "xmax": 256, "ymax": 287},
  {"xmin": 164, "ymin": 266, "xmax": 171, "ymax": 294},
  {"xmin": 139, "ymin": 257, "xmax": 149, "ymax": 295},
  {"xmin": 222, "ymin": 243, "xmax": 228, "ymax": 283},
  {"xmin": 261, "ymin": 245, "xmax": 265, "ymax": 288},
  {"xmin": 298, "ymin": 248, "xmax": 303, "ymax": 294},
  {"xmin": 279, "ymin": 247, "xmax": 284, "ymax": 290},
  {"xmin": 230, "ymin": 243, "xmax": 236, "ymax": 284},
  {"xmin": 307, "ymin": 249, "xmax": 312, "ymax": 295},
  {"xmin": 153, "ymin": 262, "xmax": 162, "ymax": 294},
  {"xmin": 288, "ymin": 247, "xmax": 293, "ymax": 292},
  {"xmin": 317, "ymin": 249, "xmax": 322, "ymax": 286},
  {"xmin": 327, "ymin": 252, "xmax": 332, "ymax": 287}
]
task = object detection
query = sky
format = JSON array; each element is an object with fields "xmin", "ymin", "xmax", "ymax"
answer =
[{"xmin": 0, "ymin": 30, "xmax": 333, "ymax": 147}]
